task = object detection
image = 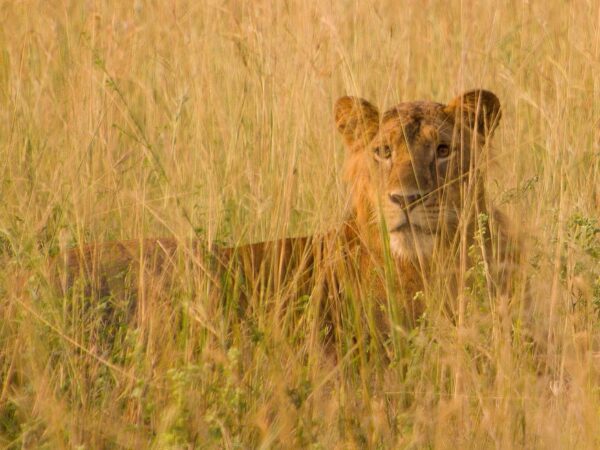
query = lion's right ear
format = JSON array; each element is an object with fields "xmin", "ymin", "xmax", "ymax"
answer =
[
  {"xmin": 334, "ymin": 96, "xmax": 379, "ymax": 150},
  {"xmin": 446, "ymin": 89, "xmax": 501, "ymax": 139}
]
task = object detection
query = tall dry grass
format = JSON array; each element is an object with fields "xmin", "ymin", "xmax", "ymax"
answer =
[{"xmin": 1, "ymin": 0, "xmax": 599, "ymax": 448}]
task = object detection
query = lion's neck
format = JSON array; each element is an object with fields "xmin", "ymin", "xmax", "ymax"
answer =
[{"xmin": 342, "ymin": 211, "xmax": 427, "ymax": 278}]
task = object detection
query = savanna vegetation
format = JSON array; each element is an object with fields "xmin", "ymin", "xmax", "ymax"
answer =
[{"xmin": 1, "ymin": 1, "xmax": 599, "ymax": 448}]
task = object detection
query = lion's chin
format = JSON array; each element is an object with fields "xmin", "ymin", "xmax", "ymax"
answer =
[{"xmin": 389, "ymin": 230, "xmax": 436, "ymax": 262}]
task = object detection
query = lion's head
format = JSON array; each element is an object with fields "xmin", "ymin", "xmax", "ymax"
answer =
[{"xmin": 334, "ymin": 90, "xmax": 501, "ymax": 262}]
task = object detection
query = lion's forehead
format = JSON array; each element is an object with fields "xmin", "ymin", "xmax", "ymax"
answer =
[
  {"xmin": 382, "ymin": 101, "xmax": 446, "ymax": 123},
  {"xmin": 377, "ymin": 101, "xmax": 451, "ymax": 149}
]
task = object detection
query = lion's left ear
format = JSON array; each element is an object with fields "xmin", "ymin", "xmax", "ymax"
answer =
[
  {"xmin": 446, "ymin": 89, "xmax": 501, "ymax": 138},
  {"xmin": 334, "ymin": 96, "xmax": 380, "ymax": 151}
]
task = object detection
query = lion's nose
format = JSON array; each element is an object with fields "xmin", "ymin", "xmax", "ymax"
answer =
[{"xmin": 389, "ymin": 193, "xmax": 423, "ymax": 210}]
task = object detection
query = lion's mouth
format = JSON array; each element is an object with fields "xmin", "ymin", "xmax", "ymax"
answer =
[
  {"xmin": 389, "ymin": 208, "xmax": 433, "ymax": 235},
  {"xmin": 390, "ymin": 221, "xmax": 433, "ymax": 235}
]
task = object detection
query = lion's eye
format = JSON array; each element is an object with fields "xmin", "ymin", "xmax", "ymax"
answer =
[
  {"xmin": 374, "ymin": 145, "xmax": 392, "ymax": 159},
  {"xmin": 436, "ymin": 144, "xmax": 451, "ymax": 158}
]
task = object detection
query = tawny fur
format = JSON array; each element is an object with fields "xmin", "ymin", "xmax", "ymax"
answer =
[{"xmin": 51, "ymin": 89, "xmax": 519, "ymax": 331}]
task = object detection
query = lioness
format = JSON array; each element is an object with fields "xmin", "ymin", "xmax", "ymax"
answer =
[{"xmin": 53, "ymin": 89, "xmax": 519, "ymax": 333}]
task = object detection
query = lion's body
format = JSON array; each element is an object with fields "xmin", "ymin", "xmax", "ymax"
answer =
[
  {"xmin": 52, "ymin": 89, "xmax": 520, "ymax": 332},
  {"xmin": 53, "ymin": 215, "xmax": 426, "ymax": 330}
]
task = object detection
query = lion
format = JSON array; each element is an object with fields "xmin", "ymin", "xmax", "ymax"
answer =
[{"xmin": 51, "ymin": 89, "xmax": 519, "ymax": 335}]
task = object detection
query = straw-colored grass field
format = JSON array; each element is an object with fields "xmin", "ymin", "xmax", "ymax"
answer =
[{"xmin": 2, "ymin": 1, "xmax": 600, "ymax": 448}]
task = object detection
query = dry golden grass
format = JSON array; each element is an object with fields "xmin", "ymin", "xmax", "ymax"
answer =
[{"xmin": 1, "ymin": 1, "xmax": 600, "ymax": 448}]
